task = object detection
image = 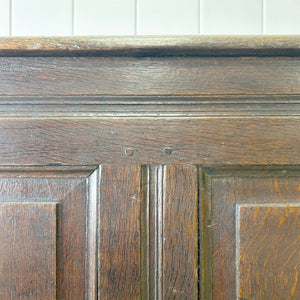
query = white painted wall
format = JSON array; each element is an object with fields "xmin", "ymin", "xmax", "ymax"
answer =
[{"xmin": 0, "ymin": 0, "xmax": 299, "ymax": 36}]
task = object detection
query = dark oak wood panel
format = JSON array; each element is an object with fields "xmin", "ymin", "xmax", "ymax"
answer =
[
  {"xmin": 163, "ymin": 166, "xmax": 198, "ymax": 299},
  {"xmin": 0, "ymin": 203, "xmax": 56, "ymax": 300},
  {"xmin": 238, "ymin": 204, "xmax": 300, "ymax": 299},
  {"xmin": 0, "ymin": 169, "xmax": 97, "ymax": 299},
  {"xmin": 201, "ymin": 167, "xmax": 300, "ymax": 299},
  {"xmin": 0, "ymin": 57, "xmax": 299, "ymax": 96},
  {"xmin": 142, "ymin": 166, "xmax": 198, "ymax": 299},
  {"xmin": 98, "ymin": 165, "xmax": 141, "ymax": 299},
  {"xmin": 0, "ymin": 117, "xmax": 300, "ymax": 166},
  {"xmin": 0, "ymin": 37, "xmax": 299, "ymax": 299}
]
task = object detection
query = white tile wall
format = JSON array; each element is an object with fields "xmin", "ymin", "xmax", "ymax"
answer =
[
  {"xmin": 264, "ymin": 0, "xmax": 300, "ymax": 34},
  {"xmin": 12, "ymin": 0, "xmax": 72, "ymax": 36},
  {"xmin": 0, "ymin": 0, "xmax": 10, "ymax": 36},
  {"xmin": 75, "ymin": 0, "xmax": 135, "ymax": 35},
  {"xmin": 137, "ymin": 0, "xmax": 199, "ymax": 35},
  {"xmin": 201, "ymin": 0, "xmax": 262, "ymax": 34},
  {"xmin": 0, "ymin": 0, "xmax": 298, "ymax": 36}
]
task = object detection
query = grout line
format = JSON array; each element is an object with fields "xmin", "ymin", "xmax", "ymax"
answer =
[
  {"xmin": 198, "ymin": 0, "xmax": 201, "ymax": 34},
  {"xmin": 199, "ymin": 0, "xmax": 203, "ymax": 34},
  {"xmin": 72, "ymin": 0, "xmax": 75, "ymax": 35},
  {"xmin": 135, "ymin": 0, "xmax": 138, "ymax": 35},
  {"xmin": 262, "ymin": 0, "xmax": 265, "ymax": 34},
  {"xmin": 9, "ymin": 0, "xmax": 12, "ymax": 36}
]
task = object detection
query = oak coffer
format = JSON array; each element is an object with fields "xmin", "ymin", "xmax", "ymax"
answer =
[{"xmin": 0, "ymin": 36, "xmax": 299, "ymax": 299}]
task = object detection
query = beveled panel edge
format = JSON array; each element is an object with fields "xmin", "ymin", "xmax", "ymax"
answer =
[
  {"xmin": 0, "ymin": 36, "xmax": 299, "ymax": 57},
  {"xmin": 87, "ymin": 168, "xmax": 99, "ymax": 300},
  {"xmin": 198, "ymin": 165, "xmax": 300, "ymax": 299},
  {"xmin": 0, "ymin": 165, "xmax": 98, "ymax": 177},
  {"xmin": 201, "ymin": 165, "xmax": 300, "ymax": 178}
]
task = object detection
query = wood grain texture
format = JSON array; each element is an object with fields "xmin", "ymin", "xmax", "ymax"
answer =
[
  {"xmin": 0, "ymin": 117, "xmax": 299, "ymax": 166},
  {"xmin": 163, "ymin": 166, "xmax": 198, "ymax": 299},
  {"xmin": 0, "ymin": 57, "xmax": 299, "ymax": 96},
  {"xmin": 238, "ymin": 205, "xmax": 300, "ymax": 299},
  {"xmin": 0, "ymin": 36, "xmax": 299, "ymax": 56},
  {"xmin": 0, "ymin": 202, "xmax": 56, "ymax": 300},
  {"xmin": 98, "ymin": 165, "xmax": 141, "ymax": 299},
  {"xmin": 142, "ymin": 166, "xmax": 198, "ymax": 299},
  {"xmin": 201, "ymin": 167, "xmax": 300, "ymax": 299},
  {"xmin": 0, "ymin": 37, "xmax": 299, "ymax": 299},
  {"xmin": 0, "ymin": 170, "xmax": 96, "ymax": 299}
]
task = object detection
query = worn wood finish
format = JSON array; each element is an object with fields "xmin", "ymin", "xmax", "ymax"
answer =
[
  {"xmin": 162, "ymin": 166, "xmax": 198, "ymax": 299},
  {"xmin": 0, "ymin": 117, "xmax": 299, "ymax": 166},
  {"xmin": 0, "ymin": 57, "xmax": 299, "ymax": 96},
  {"xmin": 0, "ymin": 203, "xmax": 56, "ymax": 300},
  {"xmin": 98, "ymin": 165, "xmax": 141, "ymax": 299},
  {"xmin": 1, "ymin": 95, "xmax": 300, "ymax": 118},
  {"xmin": 238, "ymin": 205, "xmax": 300, "ymax": 299},
  {"xmin": 0, "ymin": 36, "xmax": 299, "ymax": 56},
  {"xmin": 0, "ymin": 169, "xmax": 97, "ymax": 299},
  {"xmin": 201, "ymin": 167, "xmax": 300, "ymax": 299},
  {"xmin": 0, "ymin": 37, "xmax": 299, "ymax": 299},
  {"xmin": 143, "ymin": 166, "xmax": 199, "ymax": 299}
]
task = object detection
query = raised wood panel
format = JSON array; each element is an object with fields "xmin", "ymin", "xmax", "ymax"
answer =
[
  {"xmin": 0, "ymin": 168, "xmax": 97, "ymax": 299},
  {"xmin": 200, "ymin": 167, "xmax": 300, "ymax": 299},
  {"xmin": 238, "ymin": 204, "xmax": 300, "ymax": 299},
  {"xmin": 0, "ymin": 202, "xmax": 57, "ymax": 299}
]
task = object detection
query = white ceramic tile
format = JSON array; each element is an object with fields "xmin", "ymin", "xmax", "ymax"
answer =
[
  {"xmin": 74, "ymin": 0, "xmax": 135, "ymax": 35},
  {"xmin": 12, "ymin": 0, "xmax": 72, "ymax": 36},
  {"xmin": 0, "ymin": 0, "xmax": 10, "ymax": 36},
  {"xmin": 201, "ymin": 0, "xmax": 262, "ymax": 34},
  {"xmin": 264, "ymin": 0, "xmax": 300, "ymax": 34},
  {"xmin": 137, "ymin": 0, "xmax": 199, "ymax": 35}
]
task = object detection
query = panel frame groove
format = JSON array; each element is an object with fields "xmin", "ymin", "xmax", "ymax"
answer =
[
  {"xmin": 0, "ymin": 165, "xmax": 99, "ymax": 299},
  {"xmin": 200, "ymin": 165, "xmax": 300, "ymax": 299}
]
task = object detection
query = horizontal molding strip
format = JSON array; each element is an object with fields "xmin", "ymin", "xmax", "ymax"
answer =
[
  {"xmin": 0, "ymin": 36, "xmax": 299, "ymax": 57},
  {"xmin": 0, "ymin": 95, "xmax": 299, "ymax": 118}
]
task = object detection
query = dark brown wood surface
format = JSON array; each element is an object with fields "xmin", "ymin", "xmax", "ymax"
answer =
[
  {"xmin": 0, "ymin": 37, "xmax": 299, "ymax": 299},
  {"xmin": 201, "ymin": 167, "xmax": 300, "ymax": 299},
  {"xmin": 238, "ymin": 205, "xmax": 300, "ymax": 299},
  {"xmin": 0, "ymin": 36, "xmax": 299, "ymax": 56},
  {"xmin": 162, "ymin": 166, "xmax": 198, "ymax": 299},
  {"xmin": 0, "ymin": 169, "xmax": 97, "ymax": 299},
  {"xmin": 0, "ymin": 57, "xmax": 299, "ymax": 95},
  {"xmin": 0, "ymin": 117, "xmax": 299, "ymax": 166},
  {"xmin": 0, "ymin": 203, "xmax": 56, "ymax": 299},
  {"xmin": 98, "ymin": 165, "xmax": 141, "ymax": 299}
]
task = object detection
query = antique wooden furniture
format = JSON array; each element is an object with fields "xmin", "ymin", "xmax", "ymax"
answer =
[{"xmin": 0, "ymin": 36, "xmax": 299, "ymax": 299}]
